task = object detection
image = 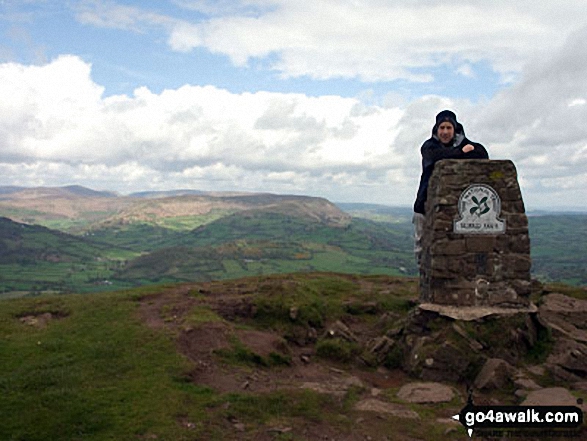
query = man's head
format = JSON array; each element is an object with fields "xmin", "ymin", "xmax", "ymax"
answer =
[
  {"xmin": 437, "ymin": 121, "xmax": 455, "ymax": 145},
  {"xmin": 433, "ymin": 110, "xmax": 460, "ymax": 145}
]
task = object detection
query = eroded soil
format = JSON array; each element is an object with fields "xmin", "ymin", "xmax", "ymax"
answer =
[{"xmin": 137, "ymin": 274, "xmax": 468, "ymax": 440}]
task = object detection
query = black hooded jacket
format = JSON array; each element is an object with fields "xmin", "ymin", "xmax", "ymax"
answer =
[{"xmin": 413, "ymin": 112, "xmax": 488, "ymax": 214}]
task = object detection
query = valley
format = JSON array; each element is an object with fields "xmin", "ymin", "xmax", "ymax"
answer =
[{"xmin": 0, "ymin": 185, "xmax": 585, "ymax": 299}]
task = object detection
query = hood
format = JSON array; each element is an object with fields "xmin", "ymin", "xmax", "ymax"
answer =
[{"xmin": 431, "ymin": 109, "xmax": 466, "ymax": 147}]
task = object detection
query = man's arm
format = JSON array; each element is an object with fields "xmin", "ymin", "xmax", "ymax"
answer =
[{"xmin": 421, "ymin": 141, "xmax": 476, "ymax": 168}]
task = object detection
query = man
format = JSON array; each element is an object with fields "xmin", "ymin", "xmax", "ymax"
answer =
[{"xmin": 413, "ymin": 110, "xmax": 489, "ymax": 264}]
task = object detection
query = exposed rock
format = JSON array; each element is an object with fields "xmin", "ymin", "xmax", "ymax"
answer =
[
  {"xmin": 19, "ymin": 312, "xmax": 54, "ymax": 328},
  {"xmin": 419, "ymin": 303, "xmax": 537, "ymax": 321},
  {"xmin": 406, "ymin": 337, "xmax": 478, "ymax": 383},
  {"xmin": 545, "ymin": 338, "xmax": 587, "ymax": 382},
  {"xmin": 452, "ymin": 323, "xmax": 483, "ymax": 351},
  {"xmin": 324, "ymin": 320, "xmax": 358, "ymax": 343},
  {"xmin": 538, "ymin": 294, "xmax": 587, "ymax": 343},
  {"xmin": 526, "ymin": 365, "xmax": 546, "ymax": 377},
  {"xmin": 366, "ymin": 335, "xmax": 396, "ymax": 365},
  {"xmin": 354, "ymin": 399, "xmax": 420, "ymax": 419},
  {"xmin": 474, "ymin": 358, "xmax": 514, "ymax": 390},
  {"xmin": 513, "ymin": 376, "xmax": 541, "ymax": 391},
  {"xmin": 300, "ymin": 376, "xmax": 364, "ymax": 397},
  {"xmin": 522, "ymin": 388, "xmax": 580, "ymax": 407},
  {"xmin": 397, "ymin": 382, "xmax": 455, "ymax": 404}
]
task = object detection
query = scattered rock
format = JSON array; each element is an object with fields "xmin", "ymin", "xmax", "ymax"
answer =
[
  {"xmin": 397, "ymin": 382, "xmax": 455, "ymax": 404},
  {"xmin": 474, "ymin": 358, "xmax": 514, "ymax": 390},
  {"xmin": 538, "ymin": 294, "xmax": 587, "ymax": 343},
  {"xmin": 354, "ymin": 399, "xmax": 420, "ymax": 419}
]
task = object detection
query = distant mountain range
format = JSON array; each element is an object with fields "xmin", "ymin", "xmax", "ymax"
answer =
[{"xmin": 0, "ymin": 185, "xmax": 585, "ymax": 298}]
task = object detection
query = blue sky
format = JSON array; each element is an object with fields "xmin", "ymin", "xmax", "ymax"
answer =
[{"xmin": 1, "ymin": 0, "xmax": 587, "ymax": 210}]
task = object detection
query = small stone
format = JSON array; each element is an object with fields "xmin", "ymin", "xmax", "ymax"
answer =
[
  {"xmin": 371, "ymin": 388, "xmax": 382, "ymax": 397},
  {"xmin": 527, "ymin": 365, "xmax": 545, "ymax": 376},
  {"xmin": 515, "ymin": 389, "xmax": 529, "ymax": 399},
  {"xmin": 267, "ymin": 427, "xmax": 292, "ymax": 434}
]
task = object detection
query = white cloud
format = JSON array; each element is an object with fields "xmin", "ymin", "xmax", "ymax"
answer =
[
  {"xmin": 75, "ymin": 0, "xmax": 587, "ymax": 83},
  {"xmin": 2, "ymin": 12, "xmax": 587, "ymax": 210},
  {"xmin": 0, "ymin": 55, "xmax": 413, "ymax": 202}
]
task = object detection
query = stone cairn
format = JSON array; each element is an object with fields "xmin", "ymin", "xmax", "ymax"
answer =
[{"xmin": 419, "ymin": 159, "xmax": 531, "ymax": 308}]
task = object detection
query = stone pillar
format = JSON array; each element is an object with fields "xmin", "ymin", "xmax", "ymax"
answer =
[{"xmin": 420, "ymin": 159, "xmax": 531, "ymax": 308}]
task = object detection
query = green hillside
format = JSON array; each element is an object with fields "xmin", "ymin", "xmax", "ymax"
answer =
[
  {"xmin": 0, "ymin": 217, "xmax": 137, "ymax": 297},
  {"xmin": 1, "ymin": 200, "xmax": 586, "ymax": 298},
  {"xmin": 113, "ymin": 211, "xmax": 417, "ymax": 285},
  {"xmin": 528, "ymin": 214, "xmax": 587, "ymax": 285}
]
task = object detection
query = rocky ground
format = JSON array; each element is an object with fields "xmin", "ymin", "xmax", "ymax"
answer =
[{"xmin": 137, "ymin": 274, "xmax": 586, "ymax": 440}]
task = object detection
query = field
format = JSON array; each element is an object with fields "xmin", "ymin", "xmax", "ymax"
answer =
[{"xmin": 0, "ymin": 188, "xmax": 586, "ymax": 298}]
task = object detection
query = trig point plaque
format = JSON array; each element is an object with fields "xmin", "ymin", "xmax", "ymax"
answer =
[
  {"xmin": 419, "ymin": 159, "xmax": 531, "ymax": 308},
  {"xmin": 454, "ymin": 184, "xmax": 506, "ymax": 234}
]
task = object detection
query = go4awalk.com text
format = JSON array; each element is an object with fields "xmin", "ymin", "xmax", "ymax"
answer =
[{"xmin": 452, "ymin": 403, "xmax": 583, "ymax": 438}]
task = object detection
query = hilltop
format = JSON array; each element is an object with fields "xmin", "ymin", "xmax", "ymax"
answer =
[
  {"xmin": 1, "ymin": 273, "xmax": 585, "ymax": 440},
  {"xmin": 0, "ymin": 185, "xmax": 349, "ymax": 232}
]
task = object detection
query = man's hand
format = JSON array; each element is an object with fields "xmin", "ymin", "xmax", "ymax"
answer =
[{"xmin": 462, "ymin": 144, "xmax": 475, "ymax": 153}]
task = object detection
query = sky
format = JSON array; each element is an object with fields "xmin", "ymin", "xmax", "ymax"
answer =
[{"xmin": 1, "ymin": 1, "xmax": 587, "ymax": 210}]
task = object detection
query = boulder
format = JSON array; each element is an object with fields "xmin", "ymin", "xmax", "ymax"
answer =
[
  {"xmin": 522, "ymin": 387, "xmax": 579, "ymax": 407},
  {"xmin": 474, "ymin": 358, "xmax": 514, "ymax": 390},
  {"xmin": 538, "ymin": 294, "xmax": 587, "ymax": 343},
  {"xmin": 545, "ymin": 338, "xmax": 587, "ymax": 382},
  {"xmin": 397, "ymin": 382, "xmax": 455, "ymax": 404}
]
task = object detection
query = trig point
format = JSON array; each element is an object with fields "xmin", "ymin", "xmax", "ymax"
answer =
[{"xmin": 419, "ymin": 159, "xmax": 532, "ymax": 309}]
